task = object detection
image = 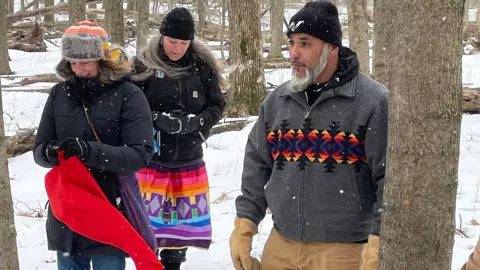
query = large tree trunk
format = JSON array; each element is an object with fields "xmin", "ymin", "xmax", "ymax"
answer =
[
  {"xmin": 226, "ymin": 0, "xmax": 265, "ymax": 117},
  {"xmin": 136, "ymin": 0, "xmax": 149, "ymax": 55},
  {"xmin": 0, "ymin": 74, "xmax": 20, "ymax": 270},
  {"xmin": 105, "ymin": 0, "xmax": 125, "ymax": 46},
  {"xmin": 127, "ymin": 0, "xmax": 137, "ymax": 12},
  {"xmin": 375, "ymin": 1, "xmax": 464, "ymax": 270},
  {"xmin": 267, "ymin": 0, "xmax": 285, "ymax": 59},
  {"xmin": 347, "ymin": 0, "xmax": 369, "ymax": 74},
  {"xmin": 69, "ymin": 0, "xmax": 86, "ymax": 24},
  {"xmin": 44, "ymin": 0, "xmax": 55, "ymax": 22},
  {"xmin": 0, "ymin": 0, "xmax": 12, "ymax": 75},
  {"xmin": 197, "ymin": 0, "xmax": 206, "ymax": 38}
]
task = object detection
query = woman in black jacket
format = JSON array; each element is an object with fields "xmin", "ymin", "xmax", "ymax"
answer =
[
  {"xmin": 33, "ymin": 21, "xmax": 154, "ymax": 270},
  {"xmin": 132, "ymin": 7, "xmax": 228, "ymax": 270}
]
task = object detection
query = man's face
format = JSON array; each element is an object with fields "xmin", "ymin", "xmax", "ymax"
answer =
[{"xmin": 288, "ymin": 33, "xmax": 326, "ymax": 78}]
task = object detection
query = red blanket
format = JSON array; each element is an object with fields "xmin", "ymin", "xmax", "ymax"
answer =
[{"xmin": 45, "ymin": 152, "xmax": 163, "ymax": 270}]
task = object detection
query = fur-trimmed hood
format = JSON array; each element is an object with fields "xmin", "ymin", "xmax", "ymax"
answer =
[{"xmin": 55, "ymin": 45, "xmax": 131, "ymax": 84}]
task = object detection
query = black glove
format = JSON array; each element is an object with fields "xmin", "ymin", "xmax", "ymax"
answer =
[
  {"xmin": 43, "ymin": 141, "xmax": 60, "ymax": 166},
  {"xmin": 153, "ymin": 111, "xmax": 204, "ymax": 134},
  {"xmin": 57, "ymin": 137, "xmax": 90, "ymax": 160}
]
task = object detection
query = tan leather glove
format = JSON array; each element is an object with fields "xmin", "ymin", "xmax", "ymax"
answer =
[
  {"xmin": 229, "ymin": 217, "xmax": 261, "ymax": 270},
  {"xmin": 362, "ymin": 234, "xmax": 379, "ymax": 270},
  {"xmin": 462, "ymin": 241, "xmax": 480, "ymax": 270}
]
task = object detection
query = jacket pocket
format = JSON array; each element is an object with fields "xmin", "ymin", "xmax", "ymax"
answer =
[{"xmin": 350, "ymin": 169, "xmax": 363, "ymax": 205}]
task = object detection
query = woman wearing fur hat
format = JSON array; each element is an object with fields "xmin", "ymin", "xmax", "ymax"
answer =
[
  {"xmin": 33, "ymin": 20, "xmax": 154, "ymax": 270},
  {"xmin": 132, "ymin": 7, "xmax": 228, "ymax": 270}
]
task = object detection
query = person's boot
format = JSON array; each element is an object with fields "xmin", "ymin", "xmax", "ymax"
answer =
[{"xmin": 162, "ymin": 262, "xmax": 181, "ymax": 270}]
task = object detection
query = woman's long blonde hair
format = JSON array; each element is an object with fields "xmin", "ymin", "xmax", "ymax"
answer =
[{"xmin": 133, "ymin": 35, "xmax": 233, "ymax": 89}]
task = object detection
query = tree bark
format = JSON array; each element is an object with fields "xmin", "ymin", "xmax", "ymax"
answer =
[
  {"xmin": 127, "ymin": 0, "xmax": 137, "ymax": 12},
  {"xmin": 105, "ymin": 0, "xmax": 124, "ymax": 46},
  {"xmin": 136, "ymin": 0, "xmax": 149, "ymax": 54},
  {"xmin": 220, "ymin": 0, "xmax": 226, "ymax": 60},
  {"xmin": 44, "ymin": 0, "xmax": 55, "ymax": 22},
  {"xmin": 375, "ymin": 1, "xmax": 464, "ymax": 270},
  {"xmin": 197, "ymin": 0, "xmax": 206, "ymax": 38},
  {"xmin": 267, "ymin": 0, "xmax": 285, "ymax": 59},
  {"xmin": 6, "ymin": 0, "xmax": 14, "ymax": 25},
  {"xmin": 0, "ymin": 68, "xmax": 20, "ymax": 270},
  {"xmin": 0, "ymin": 0, "xmax": 12, "ymax": 75},
  {"xmin": 69, "ymin": 0, "xmax": 86, "ymax": 24},
  {"xmin": 347, "ymin": 0, "xmax": 369, "ymax": 74},
  {"xmin": 226, "ymin": 0, "xmax": 265, "ymax": 117}
]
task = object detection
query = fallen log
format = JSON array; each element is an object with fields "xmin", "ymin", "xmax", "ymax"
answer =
[
  {"xmin": 463, "ymin": 88, "xmax": 480, "ymax": 113},
  {"xmin": 6, "ymin": 129, "xmax": 36, "ymax": 158},
  {"xmin": 7, "ymin": 23, "xmax": 47, "ymax": 52},
  {"xmin": 7, "ymin": 21, "xmax": 69, "ymax": 31}
]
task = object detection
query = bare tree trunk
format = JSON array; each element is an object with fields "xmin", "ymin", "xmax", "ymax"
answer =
[
  {"xmin": 348, "ymin": 0, "xmax": 369, "ymax": 74},
  {"xmin": 267, "ymin": 0, "xmax": 285, "ymax": 59},
  {"xmin": 69, "ymin": 0, "xmax": 86, "ymax": 24},
  {"xmin": 137, "ymin": 0, "xmax": 149, "ymax": 54},
  {"xmin": 7, "ymin": 0, "xmax": 14, "ymax": 14},
  {"xmin": 87, "ymin": 3, "xmax": 97, "ymax": 21},
  {"xmin": 226, "ymin": 0, "xmax": 265, "ymax": 117},
  {"xmin": 6, "ymin": 0, "xmax": 14, "ymax": 25},
  {"xmin": 167, "ymin": 0, "xmax": 172, "ymax": 11},
  {"xmin": 34, "ymin": 0, "xmax": 40, "ymax": 21},
  {"xmin": 44, "ymin": 0, "xmax": 55, "ymax": 22},
  {"xmin": 127, "ymin": 0, "xmax": 137, "ymax": 12},
  {"xmin": 375, "ymin": 1, "xmax": 464, "ymax": 270},
  {"xmin": 103, "ymin": 0, "xmax": 110, "ymax": 30},
  {"xmin": 197, "ymin": 0, "xmax": 206, "ymax": 38},
  {"xmin": 20, "ymin": 0, "xmax": 24, "ymax": 10},
  {"xmin": 220, "ymin": 0, "xmax": 226, "ymax": 60},
  {"xmin": 105, "ymin": 0, "xmax": 125, "ymax": 46},
  {"xmin": 0, "ymin": 0, "xmax": 12, "ymax": 75},
  {"xmin": 0, "ymin": 62, "xmax": 20, "ymax": 270}
]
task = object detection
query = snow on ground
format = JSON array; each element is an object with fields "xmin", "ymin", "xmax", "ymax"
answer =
[{"xmin": 4, "ymin": 26, "xmax": 480, "ymax": 269}]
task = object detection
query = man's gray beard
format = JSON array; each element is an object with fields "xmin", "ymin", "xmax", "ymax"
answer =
[{"xmin": 288, "ymin": 45, "xmax": 329, "ymax": 93}]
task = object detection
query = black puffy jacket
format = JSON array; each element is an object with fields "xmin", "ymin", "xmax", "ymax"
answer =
[
  {"xmin": 33, "ymin": 58, "xmax": 154, "ymax": 257},
  {"xmin": 132, "ymin": 53, "xmax": 225, "ymax": 165}
]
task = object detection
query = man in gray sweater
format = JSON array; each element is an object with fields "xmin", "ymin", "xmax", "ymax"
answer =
[{"xmin": 229, "ymin": 2, "xmax": 388, "ymax": 270}]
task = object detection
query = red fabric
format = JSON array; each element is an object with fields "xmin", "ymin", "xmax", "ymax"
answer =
[{"xmin": 45, "ymin": 152, "xmax": 163, "ymax": 270}]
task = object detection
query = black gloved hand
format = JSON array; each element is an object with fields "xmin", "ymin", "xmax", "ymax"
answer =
[
  {"xmin": 44, "ymin": 140, "xmax": 60, "ymax": 166},
  {"xmin": 153, "ymin": 111, "xmax": 204, "ymax": 135},
  {"xmin": 57, "ymin": 137, "xmax": 90, "ymax": 160}
]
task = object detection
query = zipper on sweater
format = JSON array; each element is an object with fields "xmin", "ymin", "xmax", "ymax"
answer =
[
  {"xmin": 300, "ymin": 114, "xmax": 311, "ymax": 240},
  {"xmin": 300, "ymin": 167, "xmax": 306, "ymax": 240}
]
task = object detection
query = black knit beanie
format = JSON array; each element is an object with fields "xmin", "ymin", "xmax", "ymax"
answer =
[
  {"xmin": 286, "ymin": 1, "xmax": 342, "ymax": 47},
  {"xmin": 160, "ymin": 7, "xmax": 195, "ymax": 40}
]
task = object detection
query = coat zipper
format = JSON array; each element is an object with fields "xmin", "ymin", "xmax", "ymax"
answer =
[
  {"xmin": 290, "ymin": 90, "xmax": 334, "ymax": 240},
  {"xmin": 172, "ymin": 80, "xmax": 182, "ymax": 161}
]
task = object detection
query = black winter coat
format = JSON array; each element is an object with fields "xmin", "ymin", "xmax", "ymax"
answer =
[
  {"xmin": 131, "ymin": 53, "xmax": 225, "ymax": 166},
  {"xmin": 33, "ymin": 59, "xmax": 154, "ymax": 257}
]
